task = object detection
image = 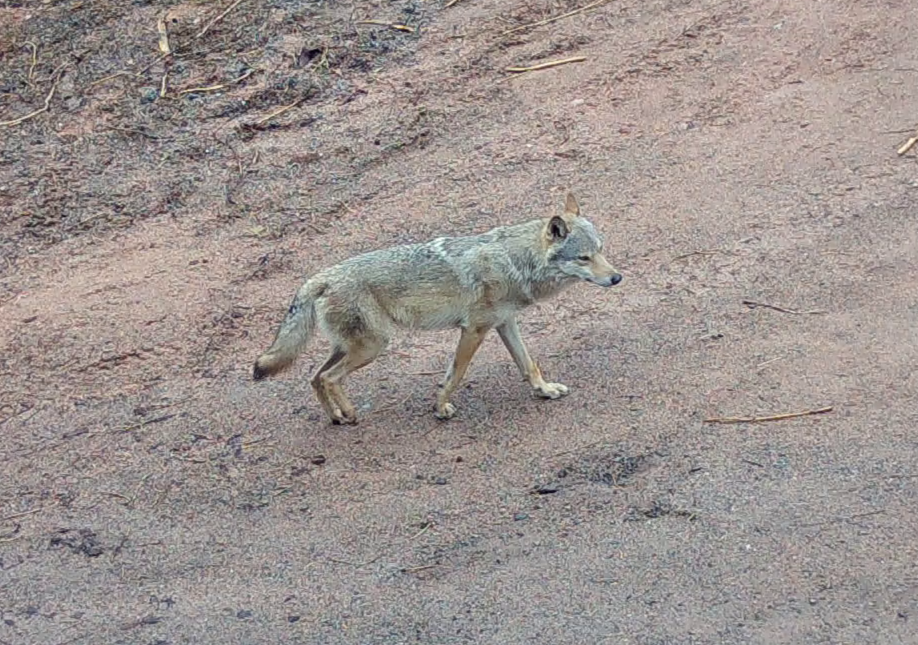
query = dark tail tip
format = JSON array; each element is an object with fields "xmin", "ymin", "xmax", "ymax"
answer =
[{"xmin": 253, "ymin": 360, "xmax": 269, "ymax": 381}]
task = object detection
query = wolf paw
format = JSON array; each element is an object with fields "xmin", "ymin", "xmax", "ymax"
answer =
[
  {"xmin": 434, "ymin": 402, "xmax": 456, "ymax": 420},
  {"xmin": 534, "ymin": 382, "xmax": 569, "ymax": 400},
  {"xmin": 330, "ymin": 407, "xmax": 359, "ymax": 425}
]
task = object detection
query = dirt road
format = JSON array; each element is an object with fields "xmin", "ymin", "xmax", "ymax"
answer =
[{"xmin": 2, "ymin": 1, "xmax": 917, "ymax": 643}]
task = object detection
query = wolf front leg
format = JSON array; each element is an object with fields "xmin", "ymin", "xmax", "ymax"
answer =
[
  {"xmin": 496, "ymin": 318, "xmax": 569, "ymax": 400},
  {"xmin": 435, "ymin": 325, "xmax": 490, "ymax": 420}
]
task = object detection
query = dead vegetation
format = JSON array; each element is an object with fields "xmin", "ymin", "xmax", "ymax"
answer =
[{"xmin": 0, "ymin": 0, "xmax": 427, "ymax": 260}]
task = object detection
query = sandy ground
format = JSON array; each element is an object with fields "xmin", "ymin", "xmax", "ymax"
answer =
[{"xmin": 1, "ymin": 0, "xmax": 917, "ymax": 643}]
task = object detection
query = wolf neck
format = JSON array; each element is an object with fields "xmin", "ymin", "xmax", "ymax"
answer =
[{"xmin": 502, "ymin": 221, "xmax": 571, "ymax": 304}]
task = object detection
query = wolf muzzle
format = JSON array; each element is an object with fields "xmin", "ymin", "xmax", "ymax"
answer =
[{"xmin": 591, "ymin": 273, "xmax": 622, "ymax": 287}]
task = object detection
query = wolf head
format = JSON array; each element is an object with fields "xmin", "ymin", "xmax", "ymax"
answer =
[{"xmin": 542, "ymin": 193, "xmax": 623, "ymax": 288}]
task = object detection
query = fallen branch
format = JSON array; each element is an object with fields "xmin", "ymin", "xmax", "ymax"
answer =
[
  {"xmin": 506, "ymin": 56, "xmax": 586, "ymax": 73},
  {"xmin": 502, "ymin": 0, "xmax": 610, "ymax": 35},
  {"xmin": 197, "ymin": 0, "xmax": 245, "ymax": 39},
  {"xmin": 704, "ymin": 406, "xmax": 833, "ymax": 425},
  {"xmin": 742, "ymin": 299, "xmax": 826, "ymax": 315},
  {"xmin": 177, "ymin": 68, "xmax": 258, "ymax": 95},
  {"xmin": 897, "ymin": 135, "xmax": 917, "ymax": 156},
  {"xmin": 0, "ymin": 76, "xmax": 60, "ymax": 127},
  {"xmin": 356, "ymin": 20, "xmax": 415, "ymax": 33}
]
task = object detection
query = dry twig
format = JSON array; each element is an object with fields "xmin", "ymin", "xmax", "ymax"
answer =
[
  {"xmin": 501, "ymin": 0, "xmax": 610, "ymax": 35},
  {"xmin": 897, "ymin": 135, "xmax": 917, "ymax": 156},
  {"xmin": 444, "ymin": 0, "xmax": 465, "ymax": 7},
  {"xmin": 374, "ymin": 394, "xmax": 414, "ymax": 415},
  {"xmin": 197, "ymin": 0, "xmax": 246, "ymax": 39},
  {"xmin": 102, "ymin": 125, "xmax": 161, "ymax": 139},
  {"xmin": 356, "ymin": 20, "xmax": 415, "ymax": 33},
  {"xmin": 156, "ymin": 15, "xmax": 172, "ymax": 55},
  {"xmin": 100, "ymin": 491, "xmax": 133, "ymax": 505},
  {"xmin": 119, "ymin": 413, "xmax": 176, "ymax": 434},
  {"xmin": 24, "ymin": 41, "xmax": 38, "ymax": 84},
  {"xmin": 328, "ymin": 553, "xmax": 383, "ymax": 567},
  {"xmin": 253, "ymin": 98, "xmax": 305, "ymax": 126},
  {"xmin": 0, "ymin": 74, "xmax": 60, "ymax": 127},
  {"xmin": 88, "ymin": 53, "xmax": 171, "ymax": 88},
  {"xmin": 798, "ymin": 509, "xmax": 884, "ymax": 528},
  {"xmin": 409, "ymin": 523, "xmax": 432, "ymax": 540},
  {"xmin": 672, "ymin": 249, "xmax": 726, "ymax": 261},
  {"xmin": 1, "ymin": 507, "xmax": 44, "ymax": 522},
  {"xmin": 506, "ymin": 56, "xmax": 586, "ymax": 73},
  {"xmin": 177, "ymin": 68, "xmax": 258, "ymax": 95},
  {"xmin": 401, "ymin": 563, "xmax": 441, "ymax": 573},
  {"xmin": 742, "ymin": 299, "xmax": 826, "ymax": 315},
  {"xmin": 704, "ymin": 406, "xmax": 833, "ymax": 425}
]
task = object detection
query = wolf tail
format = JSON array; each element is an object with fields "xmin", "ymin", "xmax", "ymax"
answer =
[{"xmin": 252, "ymin": 282, "xmax": 321, "ymax": 380}]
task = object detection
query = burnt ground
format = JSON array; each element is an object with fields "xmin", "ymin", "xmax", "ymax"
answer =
[{"xmin": 1, "ymin": 0, "xmax": 917, "ymax": 643}]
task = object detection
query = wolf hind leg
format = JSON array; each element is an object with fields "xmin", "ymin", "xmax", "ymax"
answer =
[
  {"xmin": 311, "ymin": 336, "xmax": 387, "ymax": 425},
  {"xmin": 310, "ymin": 347, "xmax": 347, "ymax": 423}
]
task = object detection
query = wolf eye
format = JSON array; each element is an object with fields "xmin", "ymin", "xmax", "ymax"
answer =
[{"xmin": 577, "ymin": 255, "xmax": 591, "ymax": 262}]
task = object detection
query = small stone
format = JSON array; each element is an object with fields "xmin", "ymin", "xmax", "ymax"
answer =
[
  {"xmin": 288, "ymin": 615, "xmax": 301, "ymax": 623},
  {"xmin": 433, "ymin": 477, "xmax": 448, "ymax": 485},
  {"xmin": 310, "ymin": 455, "xmax": 326, "ymax": 466},
  {"xmin": 513, "ymin": 513, "xmax": 529, "ymax": 522},
  {"xmin": 236, "ymin": 610, "xmax": 253, "ymax": 620}
]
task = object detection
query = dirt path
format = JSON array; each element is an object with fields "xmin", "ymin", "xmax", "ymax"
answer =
[{"xmin": 2, "ymin": 1, "xmax": 917, "ymax": 643}]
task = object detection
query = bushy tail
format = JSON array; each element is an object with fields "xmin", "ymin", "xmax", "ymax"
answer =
[{"xmin": 253, "ymin": 283, "xmax": 319, "ymax": 380}]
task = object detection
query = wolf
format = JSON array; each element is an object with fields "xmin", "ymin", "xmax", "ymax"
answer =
[{"xmin": 252, "ymin": 192, "xmax": 622, "ymax": 425}]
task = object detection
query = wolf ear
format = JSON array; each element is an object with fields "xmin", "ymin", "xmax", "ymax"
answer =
[
  {"xmin": 564, "ymin": 192, "xmax": 580, "ymax": 217},
  {"xmin": 547, "ymin": 216, "xmax": 569, "ymax": 241}
]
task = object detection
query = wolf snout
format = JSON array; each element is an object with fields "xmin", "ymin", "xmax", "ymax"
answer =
[
  {"xmin": 595, "ymin": 272, "xmax": 622, "ymax": 287},
  {"xmin": 589, "ymin": 272, "xmax": 622, "ymax": 287}
]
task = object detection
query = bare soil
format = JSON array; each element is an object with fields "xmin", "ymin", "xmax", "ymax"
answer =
[{"xmin": 2, "ymin": 1, "xmax": 917, "ymax": 643}]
